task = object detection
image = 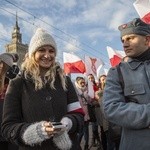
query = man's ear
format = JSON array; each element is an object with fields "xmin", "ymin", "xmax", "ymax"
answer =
[{"xmin": 145, "ymin": 35, "xmax": 150, "ymax": 46}]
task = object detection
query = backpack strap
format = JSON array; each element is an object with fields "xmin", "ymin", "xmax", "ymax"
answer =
[
  {"xmin": 116, "ymin": 64, "xmax": 130, "ymax": 103},
  {"xmin": 116, "ymin": 65, "xmax": 124, "ymax": 89}
]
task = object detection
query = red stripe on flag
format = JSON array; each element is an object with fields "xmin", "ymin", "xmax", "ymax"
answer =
[
  {"xmin": 64, "ymin": 61, "xmax": 86, "ymax": 74},
  {"xmin": 110, "ymin": 55, "xmax": 122, "ymax": 67},
  {"xmin": 142, "ymin": 12, "xmax": 150, "ymax": 24}
]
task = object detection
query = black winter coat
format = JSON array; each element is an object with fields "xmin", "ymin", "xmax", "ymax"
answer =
[{"xmin": 1, "ymin": 73, "xmax": 84, "ymax": 150}]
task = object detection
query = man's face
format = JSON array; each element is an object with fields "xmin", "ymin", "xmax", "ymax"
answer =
[{"xmin": 121, "ymin": 34, "xmax": 150, "ymax": 57}]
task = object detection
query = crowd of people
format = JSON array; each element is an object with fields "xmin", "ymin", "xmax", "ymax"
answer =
[{"xmin": 0, "ymin": 17, "xmax": 150, "ymax": 150}]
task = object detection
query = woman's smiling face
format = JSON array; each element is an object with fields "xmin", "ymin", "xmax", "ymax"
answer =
[{"xmin": 34, "ymin": 45, "xmax": 56, "ymax": 70}]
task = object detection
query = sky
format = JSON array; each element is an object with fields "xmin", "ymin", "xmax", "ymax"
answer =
[{"xmin": 0, "ymin": 0, "xmax": 139, "ymax": 70}]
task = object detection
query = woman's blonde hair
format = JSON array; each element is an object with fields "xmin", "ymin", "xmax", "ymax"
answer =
[{"xmin": 21, "ymin": 54, "xmax": 67, "ymax": 91}]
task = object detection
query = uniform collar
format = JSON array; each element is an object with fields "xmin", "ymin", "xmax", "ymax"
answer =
[
  {"xmin": 126, "ymin": 48, "xmax": 150, "ymax": 70},
  {"xmin": 133, "ymin": 48, "xmax": 150, "ymax": 62}
]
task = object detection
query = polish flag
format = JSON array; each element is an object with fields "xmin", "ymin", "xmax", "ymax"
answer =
[
  {"xmin": 107, "ymin": 46, "xmax": 126, "ymax": 67},
  {"xmin": 97, "ymin": 65, "xmax": 109, "ymax": 77},
  {"xmin": 133, "ymin": 0, "xmax": 150, "ymax": 24},
  {"xmin": 87, "ymin": 79, "xmax": 95, "ymax": 99},
  {"xmin": 84, "ymin": 55, "xmax": 104, "ymax": 76},
  {"xmin": 63, "ymin": 52, "xmax": 86, "ymax": 74}
]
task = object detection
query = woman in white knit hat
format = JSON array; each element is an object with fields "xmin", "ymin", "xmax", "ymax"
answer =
[
  {"xmin": 2, "ymin": 28, "xmax": 84, "ymax": 150},
  {"xmin": 0, "ymin": 52, "xmax": 19, "ymax": 150}
]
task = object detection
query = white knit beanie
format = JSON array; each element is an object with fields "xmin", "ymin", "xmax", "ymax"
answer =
[
  {"xmin": 28, "ymin": 28, "xmax": 57, "ymax": 58},
  {"xmin": 0, "ymin": 53, "xmax": 19, "ymax": 67}
]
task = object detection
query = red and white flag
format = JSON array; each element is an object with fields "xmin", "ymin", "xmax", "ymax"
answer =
[
  {"xmin": 63, "ymin": 52, "xmax": 86, "ymax": 74},
  {"xmin": 107, "ymin": 46, "xmax": 126, "ymax": 67},
  {"xmin": 84, "ymin": 55, "xmax": 104, "ymax": 76},
  {"xmin": 87, "ymin": 80, "xmax": 95, "ymax": 99},
  {"xmin": 133, "ymin": 0, "xmax": 150, "ymax": 24},
  {"xmin": 97, "ymin": 65, "xmax": 109, "ymax": 77}
]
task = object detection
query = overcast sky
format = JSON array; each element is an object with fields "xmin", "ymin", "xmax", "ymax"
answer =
[{"xmin": 0, "ymin": 0, "xmax": 139, "ymax": 68}]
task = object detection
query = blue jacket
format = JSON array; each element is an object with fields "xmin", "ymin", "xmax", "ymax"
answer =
[{"xmin": 103, "ymin": 58, "xmax": 150, "ymax": 150}]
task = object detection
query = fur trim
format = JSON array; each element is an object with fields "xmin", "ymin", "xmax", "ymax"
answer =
[
  {"xmin": 22, "ymin": 121, "xmax": 49, "ymax": 146},
  {"xmin": 53, "ymin": 131, "xmax": 72, "ymax": 150},
  {"xmin": 60, "ymin": 117, "xmax": 72, "ymax": 132}
]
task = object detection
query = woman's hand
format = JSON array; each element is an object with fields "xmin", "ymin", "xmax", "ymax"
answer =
[{"xmin": 43, "ymin": 121, "xmax": 66, "ymax": 136}]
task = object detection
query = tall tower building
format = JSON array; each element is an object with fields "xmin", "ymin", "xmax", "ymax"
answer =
[{"xmin": 5, "ymin": 14, "xmax": 28, "ymax": 68}]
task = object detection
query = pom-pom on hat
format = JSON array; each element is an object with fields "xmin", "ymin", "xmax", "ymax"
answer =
[
  {"xmin": 0, "ymin": 53, "xmax": 19, "ymax": 67},
  {"xmin": 118, "ymin": 18, "xmax": 150, "ymax": 37},
  {"xmin": 28, "ymin": 28, "xmax": 57, "ymax": 58}
]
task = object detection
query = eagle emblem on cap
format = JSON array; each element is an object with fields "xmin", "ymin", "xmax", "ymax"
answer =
[{"xmin": 122, "ymin": 24, "xmax": 127, "ymax": 29}]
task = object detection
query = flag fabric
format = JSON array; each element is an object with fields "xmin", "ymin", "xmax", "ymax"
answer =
[
  {"xmin": 106, "ymin": 46, "xmax": 126, "ymax": 67},
  {"xmin": 84, "ymin": 55, "xmax": 104, "ymax": 76},
  {"xmin": 133, "ymin": 0, "xmax": 150, "ymax": 24},
  {"xmin": 97, "ymin": 65, "xmax": 109, "ymax": 77},
  {"xmin": 87, "ymin": 80, "xmax": 95, "ymax": 99},
  {"xmin": 63, "ymin": 52, "xmax": 86, "ymax": 74}
]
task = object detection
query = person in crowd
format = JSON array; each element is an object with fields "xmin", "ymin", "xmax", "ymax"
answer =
[
  {"xmin": 0, "ymin": 52, "xmax": 19, "ymax": 150},
  {"xmin": 75, "ymin": 76, "xmax": 90, "ymax": 150},
  {"xmin": 95, "ymin": 74, "xmax": 108, "ymax": 150},
  {"xmin": 103, "ymin": 18, "xmax": 150, "ymax": 150},
  {"xmin": 1, "ymin": 28, "xmax": 84, "ymax": 150},
  {"xmin": 87, "ymin": 74, "xmax": 102, "ymax": 149},
  {"xmin": 96, "ymin": 74, "xmax": 120, "ymax": 150}
]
